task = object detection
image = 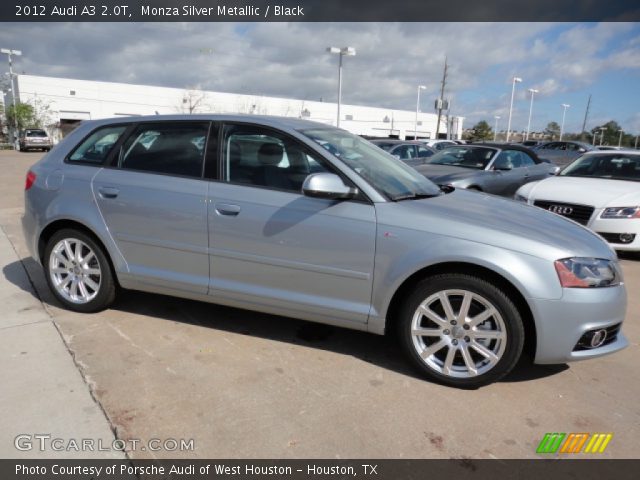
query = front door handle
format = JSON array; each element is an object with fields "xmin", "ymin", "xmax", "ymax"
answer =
[
  {"xmin": 215, "ymin": 203, "xmax": 241, "ymax": 216},
  {"xmin": 98, "ymin": 186, "xmax": 119, "ymax": 199}
]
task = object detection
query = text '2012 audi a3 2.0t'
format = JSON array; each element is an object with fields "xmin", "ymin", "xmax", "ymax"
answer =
[{"xmin": 22, "ymin": 115, "xmax": 628, "ymax": 388}]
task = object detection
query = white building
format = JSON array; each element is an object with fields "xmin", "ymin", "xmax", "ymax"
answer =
[{"xmin": 12, "ymin": 74, "xmax": 463, "ymax": 142}]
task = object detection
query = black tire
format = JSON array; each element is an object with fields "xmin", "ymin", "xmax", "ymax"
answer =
[
  {"xmin": 43, "ymin": 228, "xmax": 117, "ymax": 313},
  {"xmin": 396, "ymin": 273, "xmax": 524, "ymax": 388}
]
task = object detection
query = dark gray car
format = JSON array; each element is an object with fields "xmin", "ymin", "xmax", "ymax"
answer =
[
  {"xmin": 412, "ymin": 144, "xmax": 558, "ymax": 196},
  {"xmin": 21, "ymin": 115, "xmax": 627, "ymax": 388},
  {"xmin": 534, "ymin": 141, "xmax": 595, "ymax": 168},
  {"xmin": 370, "ymin": 139, "xmax": 435, "ymax": 167}
]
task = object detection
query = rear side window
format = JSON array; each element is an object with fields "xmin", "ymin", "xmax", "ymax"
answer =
[
  {"xmin": 118, "ymin": 122, "xmax": 209, "ymax": 178},
  {"xmin": 69, "ymin": 125, "xmax": 128, "ymax": 164}
]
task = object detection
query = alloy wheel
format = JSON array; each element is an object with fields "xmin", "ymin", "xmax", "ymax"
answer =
[{"xmin": 49, "ymin": 238, "xmax": 102, "ymax": 304}]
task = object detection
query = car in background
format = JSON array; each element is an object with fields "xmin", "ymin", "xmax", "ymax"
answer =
[
  {"xmin": 411, "ymin": 143, "xmax": 558, "ymax": 196},
  {"xmin": 533, "ymin": 141, "xmax": 595, "ymax": 168},
  {"xmin": 369, "ymin": 140, "xmax": 435, "ymax": 167},
  {"xmin": 422, "ymin": 139, "xmax": 458, "ymax": 150},
  {"xmin": 516, "ymin": 150, "xmax": 640, "ymax": 253},
  {"xmin": 16, "ymin": 128, "xmax": 52, "ymax": 152},
  {"xmin": 21, "ymin": 114, "xmax": 627, "ymax": 387}
]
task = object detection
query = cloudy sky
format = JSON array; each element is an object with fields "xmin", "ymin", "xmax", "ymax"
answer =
[{"xmin": 1, "ymin": 22, "xmax": 639, "ymax": 133}]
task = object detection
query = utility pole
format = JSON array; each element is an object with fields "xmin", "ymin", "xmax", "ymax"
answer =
[
  {"xmin": 435, "ymin": 57, "xmax": 448, "ymax": 139},
  {"xmin": 580, "ymin": 94, "xmax": 591, "ymax": 142}
]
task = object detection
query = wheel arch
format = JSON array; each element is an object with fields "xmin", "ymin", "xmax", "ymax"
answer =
[{"xmin": 385, "ymin": 261, "xmax": 537, "ymax": 359}]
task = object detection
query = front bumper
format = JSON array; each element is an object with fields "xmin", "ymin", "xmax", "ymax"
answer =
[
  {"xmin": 590, "ymin": 215, "xmax": 640, "ymax": 252},
  {"xmin": 529, "ymin": 284, "xmax": 628, "ymax": 364}
]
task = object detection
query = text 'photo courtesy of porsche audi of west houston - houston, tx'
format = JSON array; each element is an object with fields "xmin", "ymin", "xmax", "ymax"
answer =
[{"xmin": 22, "ymin": 115, "xmax": 628, "ymax": 388}]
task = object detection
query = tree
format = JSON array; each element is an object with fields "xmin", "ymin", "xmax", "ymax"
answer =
[
  {"xmin": 180, "ymin": 88, "xmax": 208, "ymax": 114},
  {"xmin": 5, "ymin": 103, "xmax": 35, "ymax": 131},
  {"xmin": 591, "ymin": 120, "xmax": 624, "ymax": 146},
  {"xmin": 544, "ymin": 122, "xmax": 561, "ymax": 140},
  {"xmin": 469, "ymin": 120, "xmax": 493, "ymax": 141}
]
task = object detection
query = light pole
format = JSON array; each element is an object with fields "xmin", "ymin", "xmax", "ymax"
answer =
[
  {"xmin": 618, "ymin": 129, "xmax": 623, "ymax": 147},
  {"xmin": 326, "ymin": 46, "xmax": 356, "ymax": 128},
  {"xmin": 493, "ymin": 115, "xmax": 500, "ymax": 141},
  {"xmin": 414, "ymin": 85, "xmax": 426, "ymax": 140},
  {"xmin": 635, "ymin": 135, "xmax": 639, "ymax": 150},
  {"xmin": 525, "ymin": 88, "xmax": 538, "ymax": 141},
  {"xmin": 559, "ymin": 103, "xmax": 570, "ymax": 141},
  {"xmin": 506, "ymin": 76, "xmax": 522, "ymax": 142},
  {"xmin": 1, "ymin": 48, "xmax": 22, "ymax": 141},
  {"xmin": 599, "ymin": 127, "xmax": 606, "ymax": 146}
]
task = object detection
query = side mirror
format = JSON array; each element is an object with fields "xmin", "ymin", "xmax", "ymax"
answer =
[{"xmin": 302, "ymin": 173, "xmax": 357, "ymax": 200}]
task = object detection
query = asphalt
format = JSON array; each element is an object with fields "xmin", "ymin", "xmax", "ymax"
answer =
[{"xmin": 0, "ymin": 150, "xmax": 638, "ymax": 459}]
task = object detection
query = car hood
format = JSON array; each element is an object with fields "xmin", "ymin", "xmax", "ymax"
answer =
[
  {"xmin": 414, "ymin": 164, "xmax": 482, "ymax": 183},
  {"xmin": 377, "ymin": 189, "xmax": 615, "ymax": 261},
  {"xmin": 519, "ymin": 176, "xmax": 640, "ymax": 208}
]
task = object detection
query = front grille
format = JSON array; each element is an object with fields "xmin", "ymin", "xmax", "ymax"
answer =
[
  {"xmin": 574, "ymin": 323, "xmax": 621, "ymax": 351},
  {"xmin": 534, "ymin": 200, "xmax": 595, "ymax": 225},
  {"xmin": 597, "ymin": 232, "xmax": 636, "ymax": 244}
]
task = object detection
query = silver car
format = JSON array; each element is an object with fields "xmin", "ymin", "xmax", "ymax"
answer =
[
  {"xmin": 22, "ymin": 115, "xmax": 627, "ymax": 388},
  {"xmin": 414, "ymin": 144, "xmax": 558, "ymax": 196}
]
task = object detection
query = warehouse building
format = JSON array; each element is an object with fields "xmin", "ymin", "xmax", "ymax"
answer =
[{"xmin": 9, "ymin": 74, "xmax": 463, "ymax": 143}]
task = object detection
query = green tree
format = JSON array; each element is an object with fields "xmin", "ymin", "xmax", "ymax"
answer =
[
  {"xmin": 544, "ymin": 121, "xmax": 561, "ymax": 140},
  {"xmin": 5, "ymin": 103, "xmax": 36, "ymax": 131},
  {"xmin": 469, "ymin": 120, "xmax": 493, "ymax": 141},
  {"xmin": 591, "ymin": 120, "xmax": 625, "ymax": 146}
]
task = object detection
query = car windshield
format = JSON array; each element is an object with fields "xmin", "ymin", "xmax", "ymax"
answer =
[
  {"xmin": 25, "ymin": 130, "xmax": 47, "ymax": 137},
  {"xmin": 561, "ymin": 154, "xmax": 640, "ymax": 182},
  {"xmin": 301, "ymin": 128, "xmax": 441, "ymax": 200},
  {"xmin": 427, "ymin": 146, "xmax": 496, "ymax": 169}
]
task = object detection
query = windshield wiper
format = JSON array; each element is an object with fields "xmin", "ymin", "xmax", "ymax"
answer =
[{"xmin": 392, "ymin": 192, "xmax": 440, "ymax": 201}]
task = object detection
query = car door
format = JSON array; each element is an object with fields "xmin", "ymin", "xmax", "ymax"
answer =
[
  {"xmin": 206, "ymin": 122, "xmax": 377, "ymax": 325},
  {"xmin": 92, "ymin": 121, "xmax": 211, "ymax": 294},
  {"xmin": 490, "ymin": 149, "xmax": 530, "ymax": 196}
]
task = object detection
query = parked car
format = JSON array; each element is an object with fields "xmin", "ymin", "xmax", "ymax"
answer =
[
  {"xmin": 516, "ymin": 150, "xmax": 640, "ymax": 252},
  {"xmin": 422, "ymin": 139, "xmax": 458, "ymax": 150},
  {"xmin": 411, "ymin": 143, "xmax": 558, "ymax": 196},
  {"xmin": 16, "ymin": 128, "xmax": 52, "ymax": 152},
  {"xmin": 533, "ymin": 141, "xmax": 595, "ymax": 168},
  {"xmin": 369, "ymin": 139, "xmax": 435, "ymax": 167},
  {"xmin": 22, "ymin": 115, "xmax": 627, "ymax": 388}
]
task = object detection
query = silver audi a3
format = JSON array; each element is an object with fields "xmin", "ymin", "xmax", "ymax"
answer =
[{"xmin": 22, "ymin": 115, "xmax": 628, "ymax": 388}]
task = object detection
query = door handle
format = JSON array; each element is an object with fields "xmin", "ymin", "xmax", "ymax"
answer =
[
  {"xmin": 215, "ymin": 203, "xmax": 241, "ymax": 216},
  {"xmin": 98, "ymin": 186, "xmax": 119, "ymax": 199}
]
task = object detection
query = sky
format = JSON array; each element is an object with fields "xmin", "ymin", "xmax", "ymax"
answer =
[{"xmin": 1, "ymin": 22, "xmax": 639, "ymax": 134}]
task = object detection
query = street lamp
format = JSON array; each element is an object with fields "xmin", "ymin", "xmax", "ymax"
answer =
[
  {"xmin": 414, "ymin": 85, "xmax": 426, "ymax": 140},
  {"xmin": 326, "ymin": 46, "xmax": 356, "ymax": 128},
  {"xmin": 599, "ymin": 127, "xmax": 606, "ymax": 146},
  {"xmin": 493, "ymin": 115, "xmax": 500, "ymax": 141},
  {"xmin": 559, "ymin": 103, "xmax": 570, "ymax": 141},
  {"xmin": 1, "ymin": 48, "xmax": 22, "ymax": 141},
  {"xmin": 506, "ymin": 76, "xmax": 522, "ymax": 142},
  {"xmin": 525, "ymin": 88, "xmax": 538, "ymax": 141},
  {"xmin": 618, "ymin": 129, "xmax": 623, "ymax": 147}
]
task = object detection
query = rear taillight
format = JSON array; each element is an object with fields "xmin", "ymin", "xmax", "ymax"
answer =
[{"xmin": 25, "ymin": 171, "xmax": 36, "ymax": 190}]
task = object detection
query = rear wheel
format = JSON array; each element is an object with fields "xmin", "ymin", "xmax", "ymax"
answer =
[
  {"xmin": 44, "ymin": 229, "xmax": 117, "ymax": 312},
  {"xmin": 397, "ymin": 273, "xmax": 524, "ymax": 388}
]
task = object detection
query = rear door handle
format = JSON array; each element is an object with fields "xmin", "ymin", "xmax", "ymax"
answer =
[
  {"xmin": 98, "ymin": 186, "xmax": 119, "ymax": 199},
  {"xmin": 215, "ymin": 203, "xmax": 241, "ymax": 216}
]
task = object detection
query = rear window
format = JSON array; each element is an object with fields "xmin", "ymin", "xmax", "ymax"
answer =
[
  {"xmin": 68, "ymin": 125, "xmax": 128, "ymax": 164},
  {"xmin": 25, "ymin": 130, "xmax": 47, "ymax": 137}
]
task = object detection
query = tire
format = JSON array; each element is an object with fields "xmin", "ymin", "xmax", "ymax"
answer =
[
  {"xmin": 396, "ymin": 273, "xmax": 524, "ymax": 388},
  {"xmin": 43, "ymin": 229, "xmax": 117, "ymax": 313}
]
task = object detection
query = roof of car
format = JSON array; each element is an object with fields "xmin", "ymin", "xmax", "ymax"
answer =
[{"xmin": 80, "ymin": 114, "xmax": 334, "ymax": 131}]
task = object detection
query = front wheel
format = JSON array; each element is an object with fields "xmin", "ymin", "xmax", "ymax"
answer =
[
  {"xmin": 397, "ymin": 273, "xmax": 524, "ymax": 388},
  {"xmin": 44, "ymin": 229, "xmax": 117, "ymax": 312}
]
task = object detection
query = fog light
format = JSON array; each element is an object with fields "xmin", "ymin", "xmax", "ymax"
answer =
[
  {"xmin": 590, "ymin": 329, "xmax": 608, "ymax": 348},
  {"xmin": 619, "ymin": 233, "xmax": 634, "ymax": 244}
]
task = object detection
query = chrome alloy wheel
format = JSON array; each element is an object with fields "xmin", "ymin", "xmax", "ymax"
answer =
[
  {"xmin": 411, "ymin": 289, "xmax": 507, "ymax": 378},
  {"xmin": 49, "ymin": 238, "xmax": 102, "ymax": 304}
]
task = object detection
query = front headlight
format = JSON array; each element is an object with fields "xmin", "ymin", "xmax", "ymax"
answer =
[
  {"xmin": 601, "ymin": 206, "xmax": 640, "ymax": 219},
  {"xmin": 554, "ymin": 257, "xmax": 620, "ymax": 288}
]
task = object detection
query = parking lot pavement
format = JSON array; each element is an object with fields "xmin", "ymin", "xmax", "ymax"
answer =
[{"xmin": 1, "ymin": 150, "xmax": 638, "ymax": 459}]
